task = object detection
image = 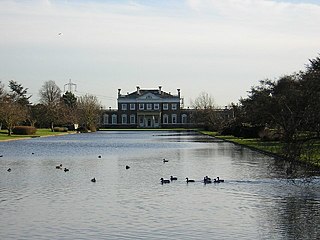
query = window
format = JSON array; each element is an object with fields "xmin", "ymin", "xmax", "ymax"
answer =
[
  {"xmin": 112, "ymin": 114, "xmax": 117, "ymax": 125},
  {"xmin": 130, "ymin": 103, "xmax": 135, "ymax": 110},
  {"xmin": 154, "ymin": 103, "xmax": 159, "ymax": 110},
  {"xmin": 172, "ymin": 104, "xmax": 177, "ymax": 110},
  {"xmin": 163, "ymin": 114, "xmax": 168, "ymax": 124},
  {"xmin": 103, "ymin": 114, "xmax": 109, "ymax": 125},
  {"xmin": 182, "ymin": 114, "xmax": 187, "ymax": 124},
  {"xmin": 121, "ymin": 114, "xmax": 127, "ymax": 124},
  {"xmin": 139, "ymin": 103, "xmax": 144, "ymax": 110},
  {"xmin": 172, "ymin": 114, "xmax": 177, "ymax": 124},
  {"xmin": 147, "ymin": 103, "xmax": 152, "ymax": 110},
  {"xmin": 130, "ymin": 114, "xmax": 135, "ymax": 124},
  {"xmin": 121, "ymin": 104, "xmax": 127, "ymax": 110},
  {"xmin": 163, "ymin": 103, "xmax": 168, "ymax": 110}
]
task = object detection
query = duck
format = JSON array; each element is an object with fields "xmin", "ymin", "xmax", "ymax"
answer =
[
  {"xmin": 98, "ymin": 155, "xmax": 102, "ymax": 159},
  {"xmin": 7, "ymin": 168, "xmax": 11, "ymax": 172},
  {"xmin": 160, "ymin": 178, "xmax": 170, "ymax": 184},
  {"xmin": 170, "ymin": 176, "xmax": 178, "ymax": 181},
  {"xmin": 56, "ymin": 164, "xmax": 62, "ymax": 169},
  {"xmin": 125, "ymin": 165, "xmax": 130, "ymax": 169},
  {"xmin": 203, "ymin": 176, "xmax": 212, "ymax": 184},
  {"xmin": 91, "ymin": 178, "xmax": 96, "ymax": 182},
  {"xmin": 186, "ymin": 177, "xmax": 195, "ymax": 183},
  {"xmin": 163, "ymin": 158, "xmax": 169, "ymax": 163},
  {"xmin": 0, "ymin": 155, "xmax": 3, "ymax": 157},
  {"xmin": 214, "ymin": 177, "xmax": 224, "ymax": 183},
  {"xmin": 64, "ymin": 168, "xmax": 69, "ymax": 172}
]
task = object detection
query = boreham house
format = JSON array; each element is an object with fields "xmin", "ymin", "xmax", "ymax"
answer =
[{"xmin": 101, "ymin": 86, "xmax": 193, "ymax": 128}]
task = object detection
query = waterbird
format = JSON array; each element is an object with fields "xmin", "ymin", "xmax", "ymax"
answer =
[
  {"xmin": 186, "ymin": 177, "xmax": 195, "ymax": 183},
  {"xmin": 56, "ymin": 164, "xmax": 62, "ymax": 169},
  {"xmin": 98, "ymin": 155, "xmax": 102, "ymax": 159},
  {"xmin": 91, "ymin": 178, "xmax": 96, "ymax": 182},
  {"xmin": 160, "ymin": 178, "xmax": 170, "ymax": 184},
  {"xmin": 64, "ymin": 168, "xmax": 69, "ymax": 172},
  {"xmin": 163, "ymin": 158, "xmax": 168, "ymax": 163},
  {"xmin": 204, "ymin": 176, "xmax": 212, "ymax": 184},
  {"xmin": 7, "ymin": 168, "xmax": 11, "ymax": 172},
  {"xmin": 214, "ymin": 177, "xmax": 224, "ymax": 183},
  {"xmin": 0, "ymin": 155, "xmax": 3, "ymax": 157},
  {"xmin": 126, "ymin": 165, "xmax": 130, "ymax": 169},
  {"xmin": 170, "ymin": 176, "xmax": 177, "ymax": 181}
]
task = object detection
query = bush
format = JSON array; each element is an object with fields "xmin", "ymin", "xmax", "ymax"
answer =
[
  {"xmin": 12, "ymin": 126, "xmax": 37, "ymax": 135},
  {"xmin": 53, "ymin": 127, "xmax": 68, "ymax": 132}
]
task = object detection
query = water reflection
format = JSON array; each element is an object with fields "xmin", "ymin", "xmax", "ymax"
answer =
[{"xmin": 0, "ymin": 131, "xmax": 319, "ymax": 239}]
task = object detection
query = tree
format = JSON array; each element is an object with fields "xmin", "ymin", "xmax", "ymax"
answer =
[
  {"xmin": 191, "ymin": 92, "xmax": 218, "ymax": 130},
  {"xmin": 8, "ymin": 80, "xmax": 31, "ymax": 106},
  {"xmin": 39, "ymin": 81, "xmax": 62, "ymax": 131},
  {"xmin": 77, "ymin": 94, "xmax": 102, "ymax": 131},
  {"xmin": 0, "ymin": 98, "xmax": 27, "ymax": 135}
]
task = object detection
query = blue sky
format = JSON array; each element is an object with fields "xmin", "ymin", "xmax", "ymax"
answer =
[{"xmin": 0, "ymin": 0, "xmax": 319, "ymax": 108}]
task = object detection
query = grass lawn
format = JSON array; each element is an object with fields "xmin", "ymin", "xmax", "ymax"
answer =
[
  {"xmin": 0, "ymin": 129, "xmax": 75, "ymax": 141},
  {"xmin": 200, "ymin": 131, "xmax": 320, "ymax": 167}
]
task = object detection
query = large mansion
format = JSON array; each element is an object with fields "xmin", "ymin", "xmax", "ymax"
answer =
[
  {"xmin": 101, "ymin": 86, "xmax": 193, "ymax": 128},
  {"xmin": 100, "ymin": 86, "xmax": 234, "ymax": 129}
]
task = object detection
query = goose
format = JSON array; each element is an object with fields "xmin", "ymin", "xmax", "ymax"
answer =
[
  {"xmin": 160, "ymin": 178, "xmax": 170, "ymax": 184},
  {"xmin": 91, "ymin": 178, "xmax": 96, "ymax": 182},
  {"xmin": 163, "ymin": 158, "xmax": 168, "ymax": 163},
  {"xmin": 170, "ymin": 176, "xmax": 177, "ymax": 181},
  {"xmin": 186, "ymin": 177, "xmax": 195, "ymax": 183},
  {"xmin": 125, "ymin": 165, "xmax": 130, "ymax": 169}
]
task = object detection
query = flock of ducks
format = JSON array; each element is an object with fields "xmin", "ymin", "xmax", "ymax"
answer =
[
  {"xmin": 4, "ymin": 155, "xmax": 225, "ymax": 185},
  {"xmin": 161, "ymin": 158, "xmax": 225, "ymax": 184},
  {"xmin": 161, "ymin": 176, "xmax": 224, "ymax": 184}
]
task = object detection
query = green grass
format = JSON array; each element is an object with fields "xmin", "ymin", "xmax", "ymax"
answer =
[
  {"xmin": 0, "ymin": 128, "xmax": 74, "ymax": 141},
  {"xmin": 200, "ymin": 131, "xmax": 320, "ymax": 167}
]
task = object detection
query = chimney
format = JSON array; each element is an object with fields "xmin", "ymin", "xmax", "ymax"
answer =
[
  {"xmin": 158, "ymin": 86, "xmax": 162, "ymax": 94},
  {"xmin": 177, "ymin": 89, "xmax": 180, "ymax": 97},
  {"xmin": 118, "ymin": 89, "xmax": 121, "ymax": 97},
  {"xmin": 136, "ymin": 86, "xmax": 140, "ymax": 95}
]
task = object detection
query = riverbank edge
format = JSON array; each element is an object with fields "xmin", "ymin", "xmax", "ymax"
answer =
[
  {"xmin": 199, "ymin": 131, "xmax": 320, "ymax": 169},
  {"xmin": 0, "ymin": 130, "xmax": 77, "ymax": 142}
]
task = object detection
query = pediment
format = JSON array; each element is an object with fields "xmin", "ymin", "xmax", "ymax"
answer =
[{"xmin": 137, "ymin": 92, "xmax": 161, "ymax": 100}]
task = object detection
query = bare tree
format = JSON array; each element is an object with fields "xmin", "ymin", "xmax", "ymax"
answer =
[
  {"xmin": 191, "ymin": 92, "xmax": 218, "ymax": 130},
  {"xmin": 77, "ymin": 94, "xmax": 102, "ymax": 132},
  {"xmin": 39, "ymin": 81, "xmax": 62, "ymax": 131}
]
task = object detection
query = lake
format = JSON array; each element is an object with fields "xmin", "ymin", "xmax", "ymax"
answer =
[{"xmin": 1, "ymin": 131, "xmax": 319, "ymax": 239}]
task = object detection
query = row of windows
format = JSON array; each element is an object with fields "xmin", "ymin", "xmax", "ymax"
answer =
[
  {"xmin": 121, "ymin": 103, "xmax": 178, "ymax": 111},
  {"xmin": 103, "ymin": 114, "xmax": 188, "ymax": 125}
]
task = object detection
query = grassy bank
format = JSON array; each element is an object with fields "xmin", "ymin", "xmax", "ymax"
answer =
[
  {"xmin": 200, "ymin": 131, "xmax": 320, "ymax": 168},
  {"xmin": 0, "ymin": 129, "xmax": 75, "ymax": 141}
]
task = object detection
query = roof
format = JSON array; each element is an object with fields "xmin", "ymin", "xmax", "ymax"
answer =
[{"xmin": 119, "ymin": 89, "xmax": 179, "ymax": 99}]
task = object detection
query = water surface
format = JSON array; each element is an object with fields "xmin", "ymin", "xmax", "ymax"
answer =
[{"xmin": 1, "ymin": 131, "xmax": 319, "ymax": 239}]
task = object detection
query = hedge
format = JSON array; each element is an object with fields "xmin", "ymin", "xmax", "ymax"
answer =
[{"xmin": 12, "ymin": 126, "xmax": 37, "ymax": 135}]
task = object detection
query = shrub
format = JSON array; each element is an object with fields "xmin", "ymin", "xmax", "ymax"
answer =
[
  {"xmin": 12, "ymin": 126, "xmax": 37, "ymax": 135},
  {"xmin": 53, "ymin": 127, "xmax": 68, "ymax": 132}
]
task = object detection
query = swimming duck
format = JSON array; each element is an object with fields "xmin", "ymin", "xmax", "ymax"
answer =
[
  {"xmin": 163, "ymin": 158, "xmax": 168, "ymax": 163},
  {"xmin": 214, "ymin": 177, "xmax": 224, "ymax": 183},
  {"xmin": 160, "ymin": 178, "xmax": 170, "ymax": 184},
  {"xmin": 91, "ymin": 178, "xmax": 96, "ymax": 182},
  {"xmin": 186, "ymin": 177, "xmax": 195, "ymax": 183},
  {"xmin": 56, "ymin": 164, "xmax": 62, "ymax": 169},
  {"xmin": 126, "ymin": 165, "xmax": 130, "ymax": 169},
  {"xmin": 98, "ymin": 155, "xmax": 102, "ymax": 158},
  {"xmin": 64, "ymin": 168, "xmax": 69, "ymax": 172},
  {"xmin": 170, "ymin": 176, "xmax": 177, "ymax": 181},
  {"xmin": 7, "ymin": 168, "xmax": 11, "ymax": 172},
  {"xmin": 204, "ymin": 176, "xmax": 212, "ymax": 184}
]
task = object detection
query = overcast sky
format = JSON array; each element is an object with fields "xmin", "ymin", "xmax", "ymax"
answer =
[{"xmin": 1, "ymin": 0, "xmax": 319, "ymax": 108}]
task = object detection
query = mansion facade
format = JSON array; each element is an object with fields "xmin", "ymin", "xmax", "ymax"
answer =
[{"xmin": 101, "ymin": 86, "xmax": 193, "ymax": 128}]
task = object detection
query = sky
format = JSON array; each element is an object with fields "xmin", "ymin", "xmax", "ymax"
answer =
[{"xmin": 0, "ymin": 0, "xmax": 319, "ymax": 109}]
